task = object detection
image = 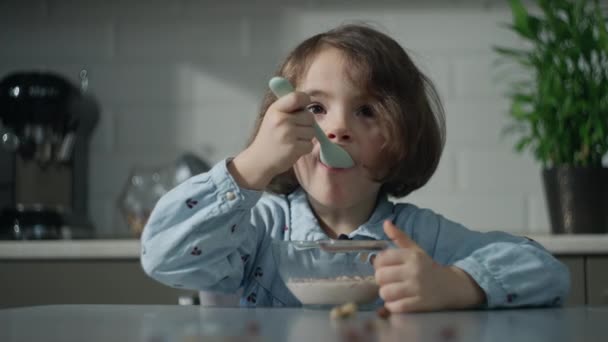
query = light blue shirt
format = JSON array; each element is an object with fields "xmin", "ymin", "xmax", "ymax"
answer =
[{"xmin": 141, "ymin": 159, "xmax": 570, "ymax": 308}]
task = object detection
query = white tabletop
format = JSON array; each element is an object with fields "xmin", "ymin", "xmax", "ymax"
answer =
[{"xmin": 0, "ymin": 305, "xmax": 607, "ymax": 342}]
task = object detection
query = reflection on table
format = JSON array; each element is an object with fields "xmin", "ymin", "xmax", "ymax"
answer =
[{"xmin": 0, "ymin": 305, "xmax": 607, "ymax": 342}]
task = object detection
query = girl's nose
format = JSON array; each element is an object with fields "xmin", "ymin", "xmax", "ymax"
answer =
[
  {"xmin": 322, "ymin": 109, "xmax": 352, "ymax": 142},
  {"xmin": 327, "ymin": 129, "xmax": 351, "ymax": 142}
]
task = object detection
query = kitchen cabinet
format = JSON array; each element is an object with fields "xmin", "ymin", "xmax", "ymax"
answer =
[
  {"xmin": 0, "ymin": 256, "xmax": 596, "ymax": 308},
  {"xmin": 0, "ymin": 260, "xmax": 195, "ymax": 308},
  {"xmin": 557, "ymin": 256, "xmax": 586, "ymax": 306},
  {"xmin": 586, "ymin": 257, "xmax": 608, "ymax": 306},
  {"xmin": 556, "ymin": 256, "xmax": 608, "ymax": 307},
  {"xmin": 1, "ymin": 237, "xmax": 607, "ymax": 308}
]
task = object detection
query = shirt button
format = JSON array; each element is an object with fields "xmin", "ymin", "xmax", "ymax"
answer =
[{"xmin": 225, "ymin": 191, "xmax": 236, "ymax": 201}]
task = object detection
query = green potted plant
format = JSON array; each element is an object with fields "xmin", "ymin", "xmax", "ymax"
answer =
[{"xmin": 495, "ymin": 0, "xmax": 608, "ymax": 234}]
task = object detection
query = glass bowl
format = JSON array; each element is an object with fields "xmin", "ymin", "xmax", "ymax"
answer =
[
  {"xmin": 271, "ymin": 239, "xmax": 391, "ymax": 309},
  {"xmin": 117, "ymin": 153, "xmax": 209, "ymax": 237}
]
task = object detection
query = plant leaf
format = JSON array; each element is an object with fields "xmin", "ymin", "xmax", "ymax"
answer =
[
  {"xmin": 495, "ymin": 0, "xmax": 608, "ymax": 166},
  {"xmin": 509, "ymin": 0, "xmax": 533, "ymax": 38}
]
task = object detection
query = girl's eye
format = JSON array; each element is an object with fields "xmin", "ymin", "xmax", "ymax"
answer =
[
  {"xmin": 307, "ymin": 104, "xmax": 326, "ymax": 115},
  {"xmin": 355, "ymin": 105, "xmax": 375, "ymax": 118}
]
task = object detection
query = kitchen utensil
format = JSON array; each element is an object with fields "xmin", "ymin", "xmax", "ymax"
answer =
[
  {"xmin": 293, "ymin": 239, "xmax": 390, "ymax": 253},
  {"xmin": 118, "ymin": 153, "xmax": 210, "ymax": 237},
  {"xmin": 268, "ymin": 77, "xmax": 354, "ymax": 169}
]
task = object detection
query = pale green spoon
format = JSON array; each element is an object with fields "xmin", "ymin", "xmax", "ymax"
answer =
[{"xmin": 268, "ymin": 77, "xmax": 354, "ymax": 169}]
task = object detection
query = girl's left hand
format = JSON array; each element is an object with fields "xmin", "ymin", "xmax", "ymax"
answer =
[{"xmin": 373, "ymin": 220, "xmax": 486, "ymax": 313}]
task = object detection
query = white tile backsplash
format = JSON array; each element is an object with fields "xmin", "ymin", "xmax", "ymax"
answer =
[
  {"xmin": 174, "ymin": 102, "xmax": 258, "ymax": 161},
  {"xmin": 89, "ymin": 151, "xmax": 180, "ymax": 199},
  {"xmin": 527, "ymin": 195, "xmax": 552, "ymax": 235},
  {"xmin": 115, "ymin": 19, "xmax": 247, "ymax": 60},
  {"xmin": 90, "ymin": 107, "xmax": 116, "ymax": 153},
  {"xmin": 113, "ymin": 104, "xmax": 184, "ymax": 153},
  {"xmin": 409, "ymin": 54, "xmax": 452, "ymax": 103},
  {"xmin": 48, "ymin": 0, "xmax": 182, "ymax": 20},
  {"xmin": 0, "ymin": 0, "xmax": 47, "ymax": 20},
  {"xmin": 411, "ymin": 151, "xmax": 457, "ymax": 195},
  {"xmin": 443, "ymin": 98, "xmax": 511, "ymax": 146},
  {"xmin": 0, "ymin": 20, "xmax": 114, "ymax": 61},
  {"xmin": 0, "ymin": 0, "xmax": 551, "ymax": 236},
  {"xmin": 456, "ymin": 147, "xmax": 543, "ymax": 195},
  {"xmin": 397, "ymin": 193, "xmax": 528, "ymax": 233}
]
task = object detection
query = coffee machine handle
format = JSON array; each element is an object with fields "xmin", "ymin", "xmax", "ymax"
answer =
[
  {"xmin": 56, "ymin": 69, "xmax": 90, "ymax": 162},
  {"xmin": 57, "ymin": 131, "xmax": 76, "ymax": 162},
  {"xmin": 79, "ymin": 69, "xmax": 88, "ymax": 93}
]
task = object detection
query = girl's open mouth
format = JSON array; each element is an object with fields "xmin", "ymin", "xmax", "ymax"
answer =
[{"xmin": 319, "ymin": 158, "xmax": 354, "ymax": 172}]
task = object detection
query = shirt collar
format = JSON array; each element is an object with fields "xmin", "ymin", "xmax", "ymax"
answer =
[{"xmin": 287, "ymin": 188, "xmax": 395, "ymax": 241}]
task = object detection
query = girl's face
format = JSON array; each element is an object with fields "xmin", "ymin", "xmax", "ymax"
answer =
[{"xmin": 293, "ymin": 47, "xmax": 387, "ymax": 209}]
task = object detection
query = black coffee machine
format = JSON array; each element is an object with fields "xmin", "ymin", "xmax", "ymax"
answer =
[{"xmin": 0, "ymin": 70, "xmax": 98, "ymax": 239}]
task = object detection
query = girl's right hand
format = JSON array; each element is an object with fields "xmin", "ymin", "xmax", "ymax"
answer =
[{"xmin": 229, "ymin": 91, "xmax": 316, "ymax": 190}]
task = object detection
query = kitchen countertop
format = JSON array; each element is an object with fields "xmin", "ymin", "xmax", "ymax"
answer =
[
  {"xmin": 0, "ymin": 305, "xmax": 607, "ymax": 342},
  {"xmin": 0, "ymin": 234, "xmax": 607, "ymax": 259}
]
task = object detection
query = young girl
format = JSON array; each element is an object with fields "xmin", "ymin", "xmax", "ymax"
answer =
[{"xmin": 141, "ymin": 24, "xmax": 570, "ymax": 313}]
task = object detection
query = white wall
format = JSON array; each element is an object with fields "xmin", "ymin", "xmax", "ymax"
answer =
[{"xmin": 0, "ymin": 0, "xmax": 552, "ymax": 237}]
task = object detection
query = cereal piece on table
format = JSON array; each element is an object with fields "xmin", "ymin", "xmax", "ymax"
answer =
[
  {"xmin": 376, "ymin": 306, "xmax": 390, "ymax": 319},
  {"xmin": 341, "ymin": 302, "xmax": 357, "ymax": 316},
  {"xmin": 330, "ymin": 306, "xmax": 343, "ymax": 320},
  {"xmin": 329, "ymin": 306, "xmax": 344, "ymax": 320},
  {"xmin": 330, "ymin": 302, "xmax": 358, "ymax": 319}
]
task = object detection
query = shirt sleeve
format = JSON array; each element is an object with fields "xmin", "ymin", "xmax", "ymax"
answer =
[
  {"xmin": 140, "ymin": 158, "xmax": 264, "ymax": 293},
  {"xmin": 396, "ymin": 206, "xmax": 571, "ymax": 308}
]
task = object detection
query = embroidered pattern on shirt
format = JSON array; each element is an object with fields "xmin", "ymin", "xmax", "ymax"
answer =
[
  {"xmin": 186, "ymin": 198, "xmax": 198, "ymax": 208},
  {"xmin": 246, "ymin": 292, "xmax": 257, "ymax": 304},
  {"xmin": 552, "ymin": 296, "xmax": 561, "ymax": 305}
]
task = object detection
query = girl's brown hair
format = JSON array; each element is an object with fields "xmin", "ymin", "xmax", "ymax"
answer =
[{"xmin": 248, "ymin": 24, "xmax": 445, "ymax": 198}]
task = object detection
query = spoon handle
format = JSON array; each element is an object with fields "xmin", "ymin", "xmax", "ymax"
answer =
[
  {"xmin": 268, "ymin": 76, "xmax": 295, "ymax": 98},
  {"xmin": 268, "ymin": 77, "xmax": 331, "ymax": 145}
]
